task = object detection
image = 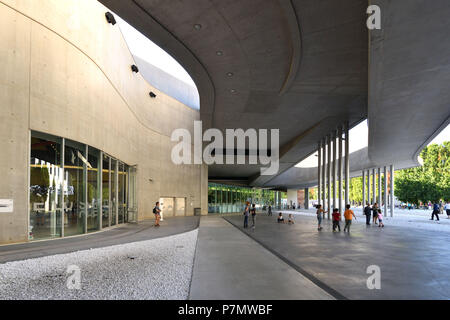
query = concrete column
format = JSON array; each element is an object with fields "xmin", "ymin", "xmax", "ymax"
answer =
[
  {"xmin": 304, "ymin": 188, "xmax": 310, "ymax": 209},
  {"xmin": 327, "ymin": 135, "xmax": 331, "ymax": 219},
  {"xmin": 362, "ymin": 170, "xmax": 366, "ymax": 207},
  {"xmin": 372, "ymin": 168, "xmax": 376, "ymax": 205},
  {"xmin": 318, "ymin": 141, "xmax": 321, "ymax": 207},
  {"xmin": 344, "ymin": 124, "xmax": 349, "ymax": 206},
  {"xmin": 338, "ymin": 127, "xmax": 343, "ymax": 215},
  {"xmin": 390, "ymin": 165, "xmax": 395, "ymax": 217},
  {"xmin": 384, "ymin": 166, "xmax": 388, "ymax": 216},
  {"xmin": 367, "ymin": 169, "xmax": 371, "ymax": 204},
  {"xmin": 332, "ymin": 131, "xmax": 337, "ymax": 211},
  {"xmin": 378, "ymin": 168, "xmax": 382, "ymax": 205},
  {"xmin": 322, "ymin": 138, "xmax": 326, "ymax": 210}
]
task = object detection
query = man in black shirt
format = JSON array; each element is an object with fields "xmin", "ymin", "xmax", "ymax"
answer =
[{"xmin": 364, "ymin": 202, "xmax": 372, "ymax": 225}]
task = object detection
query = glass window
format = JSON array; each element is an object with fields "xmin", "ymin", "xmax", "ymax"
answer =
[
  {"xmin": 118, "ymin": 162, "xmax": 125, "ymax": 224},
  {"xmin": 110, "ymin": 158, "xmax": 117, "ymax": 226},
  {"xmin": 102, "ymin": 155, "xmax": 110, "ymax": 228},
  {"xmin": 87, "ymin": 147, "xmax": 101, "ymax": 232},
  {"xmin": 64, "ymin": 140, "xmax": 87, "ymax": 236},
  {"xmin": 29, "ymin": 132, "xmax": 63, "ymax": 240}
]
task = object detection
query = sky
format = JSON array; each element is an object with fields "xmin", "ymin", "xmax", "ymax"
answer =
[{"xmin": 115, "ymin": 14, "xmax": 196, "ymax": 87}]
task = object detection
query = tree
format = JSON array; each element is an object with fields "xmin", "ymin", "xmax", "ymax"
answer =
[{"xmin": 395, "ymin": 142, "xmax": 449, "ymax": 204}]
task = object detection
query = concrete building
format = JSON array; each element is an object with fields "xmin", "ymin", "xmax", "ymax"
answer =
[{"xmin": 1, "ymin": 0, "xmax": 449, "ymax": 245}]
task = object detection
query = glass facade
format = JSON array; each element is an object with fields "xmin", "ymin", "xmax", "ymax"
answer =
[
  {"xmin": 29, "ymin": 131, "xmax": 136, "ymax": 241},
  {"xmin": 208, "ymin": 183, "xmax": 287, "ymax": 214}
]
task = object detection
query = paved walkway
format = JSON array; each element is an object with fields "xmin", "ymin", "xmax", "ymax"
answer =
[
  {"xmin": 0, "ymin": 216, "xmax": 199, "ymax": 263},
  {"xmin": 189, "ymin": 216, "xmax": 334, "ymax": 300},
  {"xmin": 224, "ymin": 214, "xmax": 450, "ymax": 300}
]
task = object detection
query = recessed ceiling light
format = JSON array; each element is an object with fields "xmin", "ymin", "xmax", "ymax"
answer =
[
  {"xmin": 230, "ymin": 89, "xmax": 237, "ymax": 94},
  {"xmin": 193, "ymin": 24, "xmax": 202, "ymax": 30},
  {"xmin": 216, "ymin": 51, "xmax": 223, "ymax": 56},
  {"xmin": 227, "ymin": 72, "xmax": 234, "ymax": 77}
]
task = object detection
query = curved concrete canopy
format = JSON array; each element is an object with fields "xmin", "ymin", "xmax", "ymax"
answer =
[{"xmin": 99, "ymin": 0, "xmax": 449, "ymax": 188}]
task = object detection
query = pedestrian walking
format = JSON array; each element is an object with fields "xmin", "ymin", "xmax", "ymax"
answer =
[
  {"xmin": 243, "ymin": 201, "xmax": 250, "ymax": 228},
  {"xmin": 430, "ymin": 202, "xmax": 440, "ymax": 221},
  {"xmin": 364, "ymin": 202, "xmax": 372, "ymax": 225},
  {"xmin": 445, "ymin": 202, "xmax": 450, "ymax": 219},
  {"xmin": 153, "ymin": 202, "xmax": 161, "ymax": 227},
  {"xmin": 332, "ymin": 208, "xmax": 341, "ymax": 232},
  {"xmin": 250, "ymin": 204, "xmax": 256, "ymax": 228},
  {"xmin": 268, "ymin": 205, "xmax": 273, "ymax": 216},
  {"xmin": 343, "ymin": 205, "xmax": 357, "ymax": 233},
  {"xmin": 316, "ymin": 204, "xmax": 328, "ymax": 231},
  {"xmin": 377, "ymin": 209, "xmax": 384, "ymax": 228},
  {"xmin": 372, "ymin": 203, "xmax": 379, "ymax": 225}
]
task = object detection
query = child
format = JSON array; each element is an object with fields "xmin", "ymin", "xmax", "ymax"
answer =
[
  {"xmin": 343, "ymin": 205, "xmax": 357, "ymax": 233},
  {"xmin": 377, "ymin": 209, "xmax": 384, "ymax": 228},
  {"xmin": 288, "ymin": 214, "xmax": 295, "ymax": 225},
  {"xmin": 316, "ymin": 204, "xmax": 328, "ymax": 231},
  {"xmin": 332, "ymin": 208, "xmax": 341, "ymax": 232},
  {"xmin": 277, "ymin": 212, "xmax": 285, "ymax": 223}
]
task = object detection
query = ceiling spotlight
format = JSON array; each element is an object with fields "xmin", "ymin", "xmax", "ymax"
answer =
[
  {"xmin": 227, "ymin": 72, "xmax": 234, "ymax": 77},
  {"xmin": 105, "ymin": 12, "xmax": 116, "ymax": 25},
  {"xmin": 131, "ymin": 65, "xmax": 139, "ymax": 73},
  {"xmin": 216, "ymin": 51, "xmax": 223, "ymax": 56},
  {"xmin": 193, "ymin": 24, "xmax": 202, "ymax": 30},
  {"xmin": 149, "ymin": 92, "xmax": 157, "ymax": 98},
  {"xmin": 230, "ymin": 89, "xmax": 237, "ymax": 94}
]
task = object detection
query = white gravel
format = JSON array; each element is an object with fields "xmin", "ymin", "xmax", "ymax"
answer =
[{"xmin": 0, "ymin": 229, "xmax": 198, "ymax": 300}]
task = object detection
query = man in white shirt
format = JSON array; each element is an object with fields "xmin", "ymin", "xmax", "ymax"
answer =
[{"xmin": 445, "ymin": 202, "xmax": 450, "ymax": 219}]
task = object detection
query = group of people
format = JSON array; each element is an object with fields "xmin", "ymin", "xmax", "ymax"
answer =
[
  {"xmin": 363, "ymin": 202, "xmax": 385, "ymax": 227},
  {"xmin": 243, "ymin": 202, "xmax": 257, "ymax": 229},
  {"xmin": 315, "ymin": 204, "xmax": 357, "ymax": 232}
]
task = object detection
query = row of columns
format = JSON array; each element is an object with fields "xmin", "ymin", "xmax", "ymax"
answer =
[
  {"xmin": 362, "ymin": 166, "xmax": 395, "ymax": 217},
  {"xmin": 317, "ymin": 123, "xmax": 349, "ymax": 219}
]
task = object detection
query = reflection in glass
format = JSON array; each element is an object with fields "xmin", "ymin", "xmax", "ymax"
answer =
[
  {"xmin": 87, "ymin": 147, "xmax": 101, "ymax": 232},
  {"xmin": 29, "ymin": 133, "xmax": 63, "ymax": 240},
  {"xmin": 102, "ymin": 155, "xmax": 110, "ymax": 228},
  {"xmin": 110, "ymin": 159, "xmax": 117, "ymax": 226},
  {"xmin": 64, "ymin": 140, "xmax": 86, "ymax": 236}
]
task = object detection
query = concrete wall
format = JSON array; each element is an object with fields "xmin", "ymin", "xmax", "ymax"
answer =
[{"xmin": 0, "ymin": 0, "xmax": 207, "ymax": 244}]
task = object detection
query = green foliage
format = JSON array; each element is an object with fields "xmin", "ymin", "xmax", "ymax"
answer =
[{"xmin": 395, "ymin": 142, "xmax": 449, "ymax": 204}]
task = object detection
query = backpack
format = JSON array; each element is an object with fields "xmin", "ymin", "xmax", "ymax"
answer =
[{"xmin": 153, "ymin": 207, "xmax": 157, "ymax": 214}]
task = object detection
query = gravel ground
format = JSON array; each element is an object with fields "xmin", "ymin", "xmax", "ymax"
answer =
[{"xmin": 0, "ymin": 229, "xmax": 198, "ymax": 300}]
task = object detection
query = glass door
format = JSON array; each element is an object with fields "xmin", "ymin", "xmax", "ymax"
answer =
[{"xmin": 127, "ymin": 166, "xmax": 138, "ymax": 223}]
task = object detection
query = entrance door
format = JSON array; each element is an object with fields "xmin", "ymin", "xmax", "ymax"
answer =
[
  {"xmin": 127, "ymin": 166, "xmax": 137, "ymax": 223},
  {"xmin": 175, "ymin": 198, "xmax": 186, "ymax": 216},
  {"xmin": 159, "ymin": 197, "xmax": 174, "ymax": 220}
]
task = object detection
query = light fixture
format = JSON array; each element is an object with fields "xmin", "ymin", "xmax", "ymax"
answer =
[
  {"xmin": 105, "ymin": 12, "xmax": 116, "ymax": 25},
  {"xmin": 149, "ymin": 92, "xmax": 157, "ymax": 98},
  {"xmin": 216, "ymin": 51, "xmax": 223, "ymax": 56},
  {"xmin": 230, "ymin": 89, "xmax": 237, "ymax": 94},
  {"xmin": 131, "ymin": 65, "xmax": 139, "ymax": 73},
  {"xmin": 227, "ymin": 72, "xmax": 234, "ymax": 77},
  {"xmin": 193, "ymin": 24, "xmax": 202, "ymax": 30}
]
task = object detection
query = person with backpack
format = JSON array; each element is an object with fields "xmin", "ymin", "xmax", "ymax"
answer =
[
  {"xmin": 364, "ymin": 202, "xmax": 372, "ymax": 225},
  {"xmin": 153, "ymin": 202, "xmax": 161, "ymax": 227}
]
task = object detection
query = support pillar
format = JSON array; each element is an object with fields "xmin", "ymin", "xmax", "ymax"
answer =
[
  {"xmin": 384, "ymin": 166, "xmax": 388, "ymax": 216},
  {"xmin": 332, "ymin": 131, "xmax": 337, "ymax": 211},
  {"xmin": 304, "ymin": 188, "xmax": 310, "ymax": 210},
  {"xmin": 344, "ymin": 123, "xmax": 349, "ymax": 206},
  {"xmin": 322, "ymin": 138, "xmax": 326, "ymax": 211},
  {"xmin": 378, "ymin": 168, "xmax": 382, "ymax": 205},
  {"xmin": 327, "ymin": 135, "xmax": 331, "ymax": 219},
  {"xmin": 390, "ymin": 165, "xmax": 394, "ymax": 217},
  {"xmin": 338, "ymin": 127, "xmax": 343, "ymax": 215},
  {"xmin": 362, "ymin": 170, "xmax": 366, "ymax": 207},
  {"xmin": 318, "ymin": 141, "xmax": 321, "ymax": 208},
  {"xmin": 372, "ymin": 168, "xmax": 376, "ymax": 205},
  {"xmin": 367, "ymin": 169, "xmax": 371, "ymax": 204}
]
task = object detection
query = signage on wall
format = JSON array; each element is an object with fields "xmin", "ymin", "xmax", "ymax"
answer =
[{"xmin": 0, "ymin": 199, "xmax": 14, "ymax": 213}]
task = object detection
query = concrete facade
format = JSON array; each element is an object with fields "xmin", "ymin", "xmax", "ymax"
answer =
[{"xmin": 0, "ymin": 0, "xmax": 207, "ymax": 244}]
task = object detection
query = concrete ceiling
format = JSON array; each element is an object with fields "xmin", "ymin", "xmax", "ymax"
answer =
[{"xmin": 99, "ymin": 0, "xmax": 449, "ymax": 188}]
